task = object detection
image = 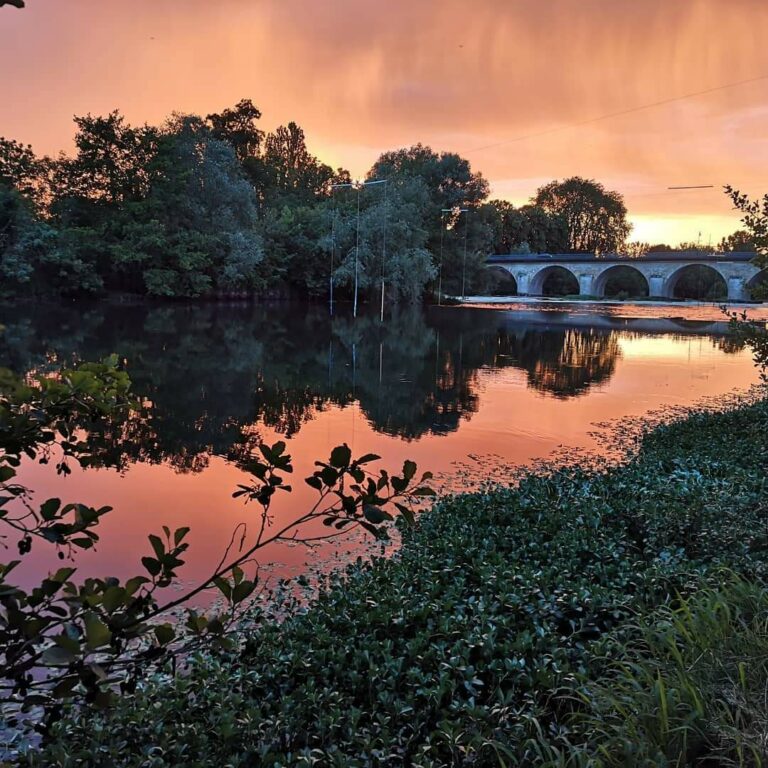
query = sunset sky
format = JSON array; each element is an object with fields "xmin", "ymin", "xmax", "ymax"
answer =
[{"xmin": 1, "ymin": 0, "xmax": 766, "ymax": 245}]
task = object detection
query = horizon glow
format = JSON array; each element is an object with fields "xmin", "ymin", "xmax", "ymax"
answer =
[{"xmin": 1, "ymin": 0, "xmax": 766, "ymax": 246}]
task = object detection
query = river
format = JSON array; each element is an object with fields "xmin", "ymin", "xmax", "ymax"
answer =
[{"xmin": 1, "ymin": 300, "xmax": 765, "ymax": 599}]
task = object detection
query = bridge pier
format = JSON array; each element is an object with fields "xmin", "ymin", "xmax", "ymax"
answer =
[
  {"xmin": 648, "ymin": 275, "xmax": 666, "ymax": 299},
  {"xmin": 578, "ymin": 274, "xmax": 593, "ymax": 296},
  {"xmin": 727, "ymin": 277, "xmax": 748, "ymax": 302}
]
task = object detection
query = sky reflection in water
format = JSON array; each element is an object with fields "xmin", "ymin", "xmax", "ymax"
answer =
[{"xmin": 0, "ymin": 301, "xmax": 761, "ymax": 596}]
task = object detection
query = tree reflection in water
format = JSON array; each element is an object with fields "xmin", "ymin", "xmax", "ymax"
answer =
[
  {"xmin": 522, "ymin": 328, "xmax": 621, "ymax": 398},
  {"xmin": 0, "ymin": 302, "xmax": 735, "ymax": 471}
]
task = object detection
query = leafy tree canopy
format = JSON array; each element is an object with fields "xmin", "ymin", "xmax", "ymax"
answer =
[{"xmin": 534, "ymin": 176, "xmax": 631, "ymax": 254}]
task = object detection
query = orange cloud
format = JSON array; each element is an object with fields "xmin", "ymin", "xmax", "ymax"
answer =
[{"xmin": 1, "ymin": 0, "xmax": 766, "ymax": 244}]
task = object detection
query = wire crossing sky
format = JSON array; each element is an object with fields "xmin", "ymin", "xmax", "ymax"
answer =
[{"xmin": 1, "ymin": 0, "xmax": 766, "ymax": 244}]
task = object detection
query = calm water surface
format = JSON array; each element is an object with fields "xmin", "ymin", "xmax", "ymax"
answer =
[{"xmin": 0, "ymin": 301, "xmax": 763, "ymax": 595}]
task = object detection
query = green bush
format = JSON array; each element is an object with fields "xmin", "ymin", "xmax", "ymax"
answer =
[{"xmin": 27, "ymin": 397, "xmax": 768, "ymax": 766}]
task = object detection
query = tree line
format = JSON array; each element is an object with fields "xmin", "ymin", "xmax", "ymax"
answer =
[{"xmin": 0, "ymin": 99, "xmax": 754, "ymax": 302}]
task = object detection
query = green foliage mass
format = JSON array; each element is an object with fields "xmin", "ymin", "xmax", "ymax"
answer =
[
  {"xmin": 0, "ymin": 102, "xmax": 648, "ymax": 303},
  {"xmin": 28, "ymin": 396, "xmax": 768, "ymax": 766},
  {"xmin": 724, "ymin": 186, "xmax": 768, "ymax": 369},
  {"xmin": 534, "ymin": 177, "xmax": 632, "ymax": 255}
]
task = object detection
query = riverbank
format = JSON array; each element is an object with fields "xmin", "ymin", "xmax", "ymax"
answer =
[{"xmin": 27, "ymin": 392, "xmax": 768, "ymax": 766}]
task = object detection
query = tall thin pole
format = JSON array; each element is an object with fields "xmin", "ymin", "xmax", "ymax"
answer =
[
  {"xmin": 353, "ymin": 188, "xmax": 360, "ymax": 318},
  {"xmin": 380, "ymin": 182, "xmax": 388, "ymax": 322},
  {"xmin": 330, "ymin": 178, "xmax": 386, "ymax": 319},
  {"xmin": 329, "ymin": 212, "xmax": 335, "ymax": 316},
  {"xmin": 437, "ymin": 212, "xmax": 445, "ymax": 306},
  {"xmin": 461, "ymin": 210, "xmax": 469, "ymax": 299}
]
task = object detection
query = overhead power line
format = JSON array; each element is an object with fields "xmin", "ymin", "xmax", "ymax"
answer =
[{"xmin": 463, "ymin": 73, "xmax": 768, "ymax": 155}]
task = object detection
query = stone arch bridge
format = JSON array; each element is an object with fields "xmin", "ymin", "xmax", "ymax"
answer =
[{"xmin": 486, "ymin": 252, "xmax": 762, "ymax": 301}]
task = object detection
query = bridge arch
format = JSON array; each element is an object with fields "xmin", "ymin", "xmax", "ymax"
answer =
[
  {"xmin": 485, "ymin": 265, "xmax": 518, "ymax": 295},
  {"xmin": 663, "ymin": 263, "xmax": 728, "ymax": 300},
  {"xmin": 593, "ymin": 264, "xmax": 649, "ymax": 298},
  {"xmin": 529, "ymin": 265, "xmax": 580, "ymax": 296},
  {"xmin": 747, "ymin": 268, "xmax": 768, "ymax": 301}
]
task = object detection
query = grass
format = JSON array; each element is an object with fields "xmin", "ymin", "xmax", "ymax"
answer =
[
  {"xmin": 24, "ymin": 395, "xmax": 768, "ymax": 767},
  {"xmin": 562, "ymin": 577, "xmax": 768, "ymax": 766}
]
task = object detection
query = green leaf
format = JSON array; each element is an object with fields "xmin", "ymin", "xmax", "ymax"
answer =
[
  {"xmin": 84, "ymin": 613, "xmax": 112, "ymax": 649},
  {"xmin": 154, "ymin": 623, "xmax": 175, "ymax": 645},
  {"xmin": 42, "ymin": 646, "xmax": 75, "ymax": 665},
  {"xmin": 213, "ymin": 577, "xmax": 232, "ymax": 600},
  {"xmin": 142, "ymin": 556, "xmax": 161, "ymax": 577},
  {"xmin": 363, "ymin": 505, "xmax": 393, "ymax": 524},
  {"xmin": 330, "ymin": 444, "xmax": 352, "ymax": 469},
  {"xmin": 394, "ymin": 503, "xmax": 416, "ymax": 525},
  {"xmin": 148, "ymin": 534, "xmax": 165, "ymax": 559},
  {"xmin": 0, "ymin": 466, "xmax": 16, "ymax": 483},
  {"xmin": 232, "ymin": 580, "xmax": 256, "ymax": 603},
  {"xmin": 320, "ymin": 466, "xmax": 338, "ymax": 486},
  {"xmin": 50, "ymin": 567, "xmax": 76, "ymax": 583},
  {"xmin": 305, "ymin": 475, "xmax": 323, "ymax": 491},
  {"xmin": 40, "ymin": 497, "xmax": 61, "ymax": 521},
  {"xmin": 102, "ymin": 585, "xmax": 125, "ymax": 612},
  {"xmin": 125, "ymin": 575, "xmax": 149, "ymax": 595}
]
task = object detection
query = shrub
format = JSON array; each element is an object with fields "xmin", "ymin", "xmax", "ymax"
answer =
[{"xmin": 26, "ymin": 397, "xmax": 768, "ymax": 766}]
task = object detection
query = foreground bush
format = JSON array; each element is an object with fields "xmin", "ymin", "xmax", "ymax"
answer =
[{"xmin": 28, "ymin": 396, "xmax": 768, "ymax": 766}]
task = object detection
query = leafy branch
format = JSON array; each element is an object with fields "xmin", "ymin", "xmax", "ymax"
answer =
[{"xmin": 0, "ymin": 357, "xmax": 433, "ymax": 734}]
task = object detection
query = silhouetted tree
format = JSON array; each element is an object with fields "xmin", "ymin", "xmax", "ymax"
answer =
[
  {"xmin": 534, "ymin": 176, "xmax": 631, "ymax": 254},
  {"xmin": 206, "ymin": 99, "xmax": 264, "ymax": 163},
  {"xmin": 719, "ymin": 229, "xmax": 756, "ymax": 252}
]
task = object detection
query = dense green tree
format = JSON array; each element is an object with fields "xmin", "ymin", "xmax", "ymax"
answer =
[
  {"xmin": 332, "ymin": 177, "xmax": 437, "ymax": 304},
  {"xmin": 260, "ymin": 203, "xmax": 325, "ymax": 295},
  {"xmin": 366, "ymin": 145, "xmax": 490, "ymax": 297},
  {"xmin": 40, "ymin": 111, "xmax": 266, "ymax": 297},
  {"xmin": 205, "ymin": 98, "xmax": 264, "ymax": 163},
  {"xmin": 50, "ymin": 111, "xmax": 157, "ymax": 208},
  {"xmin": 534, "ymin": 176, "xmax": 631, "ymax": 254},
  {"xmin": 646, "ymin": 243, "xmax": 674, "ymax": 252},
  {"xmin": 726, "ymin": 188, "xmax": 768, "ymax": 265},
  {"xmin": 0, "ymin": 137, "xmax": 42, "ymax": 202},
  {"xmin": 0, "ymin": 184, "xmax": 56, "ymax": 291},
  {"xmin": 110, "ymin": 115, "xmax": 264, "ymax": 297},
  {"xmin": 484, "ymin": 200, "xmax": 568, "ymax": 254},
  {"xmin": 719, "ymin": 229, "xmax": 756, "ymax": 252},
  {"xmin": 725, "ymin": 186, "xmax": 768, "ymax": 306},
  {"xmin": 260, "ymin": 122, "xmax": 335, "ymax": 205},
  {"xmin": 676, "ymin": 241, "xmax": 715, "ymax": 253},
  {"xmin": 369, "ymin": 144, "xmax": 489, "ymax": 212}
]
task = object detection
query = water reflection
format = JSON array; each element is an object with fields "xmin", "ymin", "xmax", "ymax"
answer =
[{"xmin": 0, "ymin": 302, "xmax": 744, "ymax": 469}]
